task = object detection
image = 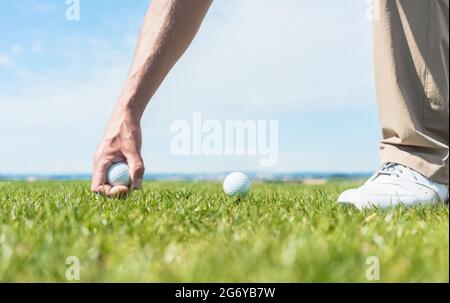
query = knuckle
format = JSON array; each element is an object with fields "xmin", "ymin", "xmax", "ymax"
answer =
[
  {"xmin": 129, "ymin": 159, "xmax": 145, "ymax": 173},
  {"xmin": 134, "ymin": 164, "xmax": 145, "ymax": 174}
]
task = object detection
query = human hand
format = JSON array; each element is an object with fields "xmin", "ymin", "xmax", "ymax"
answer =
[{"xmin": 91, "ymin": 111, "xmax": 145, "ymax": 198}]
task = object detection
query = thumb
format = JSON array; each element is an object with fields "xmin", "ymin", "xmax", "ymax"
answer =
[{"xmin": 127, "ymin": 155, "xmax": 145, "ymax": 190}]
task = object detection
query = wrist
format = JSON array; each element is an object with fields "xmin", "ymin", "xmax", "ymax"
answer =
[
  {"xmin": 104, "ymin": 108, "xmax": 140, "ymax": 139},
  {"xmin": 114, "ymin": 99, "xmax": 144, "ymax": 122},
  {"xmin": 115, "ymin": 77, "xmax": 152, "ymax": 120}
]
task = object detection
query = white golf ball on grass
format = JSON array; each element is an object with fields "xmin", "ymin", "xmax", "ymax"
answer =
[
  {"xmin": 106, "ymin": 162, "xmax": 131, "ymax": 187},
  {"xmin": 223, "ymin": 172, "xmax": 251, "ymax": 198}
]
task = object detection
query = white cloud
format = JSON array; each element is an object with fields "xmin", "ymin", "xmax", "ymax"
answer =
[
  {"xmin": 0, "ymin": 53, "xmax": 13, "ymax": 67},
  {"xmin": 25, "ymin": 0, "xmax": 57, "ymax": 14},
  {"xmin": 152, "ymin": 0, "xmax": 375, "ymax": 117},
  {"xmin": 0, "ymin": 0, "xmax": 379, "ymax": 174},
  {"xmin": 0, "ymin": 52, "xmax": 35, "ymax": 78},
  {"xmin": 12, "ymin": 45, "xmax": 24, "ymax": 56},
  {"xmin": 0, "ymin": 61, "xmax": 129, "ymax": 173}
]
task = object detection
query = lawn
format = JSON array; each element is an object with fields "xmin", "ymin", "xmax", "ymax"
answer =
[{"xmin": 0, "ymin": 181, "xmax": 448, "ymax": 282}]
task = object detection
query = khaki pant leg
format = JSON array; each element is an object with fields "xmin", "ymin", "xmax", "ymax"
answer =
[{"xmin": 373, "ymin": 0, "xmax": 449, "ymax": 184}]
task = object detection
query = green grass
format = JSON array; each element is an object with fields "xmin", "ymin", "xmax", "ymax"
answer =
[{"xmin": 0, "ymin": 181, "xmax": 448, "ymax": 282}]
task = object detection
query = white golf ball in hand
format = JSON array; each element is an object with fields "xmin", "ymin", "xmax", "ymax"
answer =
[
  {"xmin": 223, "ymin": 172, "xmax": 251, "ymax": 198},
  {"xmin": 106, "ymin": 162, "xmax": 131, "ymax": 187}
]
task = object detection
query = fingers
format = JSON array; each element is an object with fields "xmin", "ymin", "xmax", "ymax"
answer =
[
  {"xmin": 92, "ymin": 154, "xmax": 141, "ymax": 198},
  {"xmin": 92, "ymin": 156, "xmax": 129, "ymax": 198},
  {"xmin": 92, "ymin": 160, "xmax": 130, "ymax": 198},
  {"xmin": 109, "ymin": 185, "xmax": 129, "ymax": 199},
  {"xmin": 91, "ymin": 160, "xmax": 110, "ymax": 193},
  {"xmin": 127, "ymin": 155, "xmax": 145, "ymax": 190},
  {"xmin": 94, "ymin": 184, "xmax": 129, "ymax": 199},
  {"xmin": 94, "ymin": 184, "xmax": 112, "ymax": 195}
]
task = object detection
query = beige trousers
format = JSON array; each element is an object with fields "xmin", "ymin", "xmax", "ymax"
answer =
[{"xmin": 373, "ymin": 0, "xmax": 449, "ymax": 184}]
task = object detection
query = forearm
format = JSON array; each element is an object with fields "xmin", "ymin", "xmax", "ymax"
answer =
[
  {"xmin": 93, "ymin": 0, "xmax": 212, "ymax": 196},
  {"xmin": 114, "ymin": 0, "xmax": 212, "ymax": 121}
]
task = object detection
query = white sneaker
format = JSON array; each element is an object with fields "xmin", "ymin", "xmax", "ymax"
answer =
[{"xmin": 338, "ymin": 162, "xmax": 449, "ymax": 210}]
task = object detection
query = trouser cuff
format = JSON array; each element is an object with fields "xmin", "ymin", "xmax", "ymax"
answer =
[{"xmin": 380, "ymin": 145, "xmax": 449, "ymax": 185}]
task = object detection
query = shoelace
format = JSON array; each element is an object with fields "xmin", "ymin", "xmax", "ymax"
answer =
[{"xmin": 376, "ymin": 162, "xmax": 405, "ymax": 178}]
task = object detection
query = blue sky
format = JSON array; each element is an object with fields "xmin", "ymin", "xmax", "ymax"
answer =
[{"xmin": 0, "ymin": 0, "xmax": 381, "ymax": 174}]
